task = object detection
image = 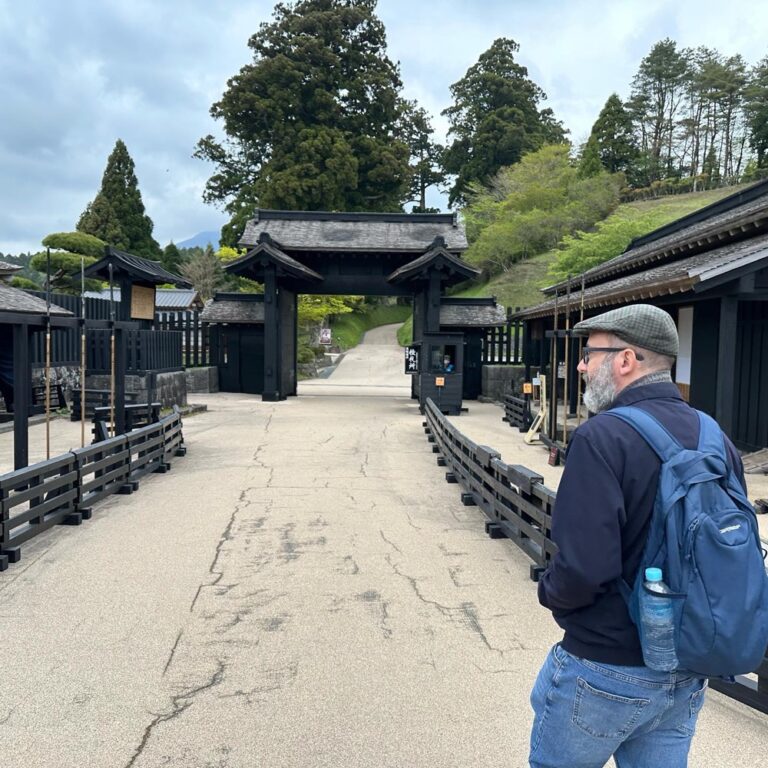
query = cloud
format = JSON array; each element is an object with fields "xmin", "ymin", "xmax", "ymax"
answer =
[{"xmin": 1, "ymin": 0, "xmax": 767, "ymax": 253}]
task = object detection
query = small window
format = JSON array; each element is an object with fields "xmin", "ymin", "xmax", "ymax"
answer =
[{"xmin": 429, "ymin": 344, "xmax": 457, "ymax": 373}]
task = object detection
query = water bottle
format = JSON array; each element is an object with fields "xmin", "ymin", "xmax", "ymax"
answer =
[{"xmin": 640, "ymin": 567, "xmax": 678, "ymax": 671}]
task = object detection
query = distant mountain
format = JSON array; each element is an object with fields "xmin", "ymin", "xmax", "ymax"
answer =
[{"xmin": 176, "ymin": 231, "xmax": 220, "ymax": 250}]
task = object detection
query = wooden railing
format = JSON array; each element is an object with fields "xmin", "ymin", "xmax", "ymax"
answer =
[
  {"xmin": 0, "ymin": 409, "xmax": 186, "ymax": 569},
  {"xmin": 503, "ymin": 394, "xmax": 532, "ymax": 431},
  {"xmin": 422, "ymin": 396, "xmax": 768, "ymax": 715}
]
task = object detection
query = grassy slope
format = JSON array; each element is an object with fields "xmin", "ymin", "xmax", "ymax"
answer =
[
  {"xmin": 452, "ymin": 186, "xmax": 743, "ymax": 311},
  {"xmin": 329, "ymin": 303, "xmax": 411, "ymax": 350}
]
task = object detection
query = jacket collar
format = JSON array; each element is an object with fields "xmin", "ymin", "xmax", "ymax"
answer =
[{"xmin": 611, "ymin": 381, "xmax": 684, "ymax": 408}]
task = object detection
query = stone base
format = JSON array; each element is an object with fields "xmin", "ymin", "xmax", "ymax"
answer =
[
  {"xmin": 482, "ymin": 365, "xmax": 525, "ymax": 402},
  {"xmin": 86, "ymin": 371, "xmax": 187, "ymax": 409},
  {"xmin": 185, "ymin": 366, "xmax": 219, "ymax": 394}
]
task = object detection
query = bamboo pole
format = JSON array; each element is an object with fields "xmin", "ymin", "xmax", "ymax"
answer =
[
  {"xmin": 45, "ymin": 247, "xmax": 51, "ymax": 460},
  {"xmin": 109, "ymin": 263, "xmax": 116, "ymax": 439},
  {"xmin": 576, "ymin": 274, "xmax": 586, "ymax": 426},
  {"xmin": 80, "ymin": 257, "xmax": 86, "ymax": 447}
]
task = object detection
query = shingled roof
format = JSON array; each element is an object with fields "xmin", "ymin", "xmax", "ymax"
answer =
[
  {"xmin": 440, "ymin": 298, "xmax": 507, "ymax": 327},
  {"xmin": 200, "ymin": 294, "xmax": 265, "ymax": 324},
  {"xmin": 387, "ymin": 237, "xmax": 479, "ymax": 285},
  {"xmin": 84, "ymin": 246, "xmax": 191, "ymax": 287},
  {"xmin": 226, "ymin": 233, "xmax": 323, "ymax": 282},
  {"xmin": 84, "ymin": 287, "xmax": 203, "ymax": 309},
  {"xmin": 0, "ymin": 260, "xmax": 22, "ymax": 278},
  {"xmin": 240, "ymin": 209, "xmax": 468, "ymax": 253},
  {"xmin": 515, "ymin": 232, "xmax": 768, "ymax": 319},
  {"xmin": 0, "ymin": 283, "xmax": 73, "ymax": 316}
]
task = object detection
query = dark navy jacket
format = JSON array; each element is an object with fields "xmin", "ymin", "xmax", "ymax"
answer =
[{"xmin": 537, "ymin": 380, "xmax": 744, "ymax": 666}]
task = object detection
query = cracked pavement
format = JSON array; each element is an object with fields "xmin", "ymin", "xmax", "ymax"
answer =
[{"xmin": 0, "ymin": 324, "xmax": 765, "ymax": 766}]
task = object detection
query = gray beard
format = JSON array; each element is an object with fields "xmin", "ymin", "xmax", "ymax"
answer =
[{"xmin": 583, "ymin": 357, "xmax": 619, "ymax": 413}]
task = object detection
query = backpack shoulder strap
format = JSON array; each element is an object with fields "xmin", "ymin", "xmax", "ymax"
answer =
[
  {"xmin": 695, "ymin": 409, "xmax": 727, "ymax": 460},
  {"xmin": 606, "ymin": 405, "xmax": 682, "ymax": 463}
]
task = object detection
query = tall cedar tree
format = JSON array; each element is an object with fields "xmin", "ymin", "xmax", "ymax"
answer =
[
  {"xmin": 441, "ymin": 38, "xmax": 567, "ymax": 207},
  {"xmin": 161, "ymin": 242, "xmax": 185, "ymax": 276},
  {"xmin": 77, "ymin": 139, "xmax": 161, "ymax": 258},
  {"xmin": 195, "ymin": 0, "xmax": 412, "ymax": 247},
  {"xmin": 590, "ymin": 94, "xmax": 638, "ymax": 177}
]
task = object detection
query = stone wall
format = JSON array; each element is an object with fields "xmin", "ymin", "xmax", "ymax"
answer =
[
  {"xmin": 481, "ymin": 365, "xmax": 526, "ymax": 402},
  {"xmin": 186, "ymin": 366, "xmax": 219, "ymax": 394}
]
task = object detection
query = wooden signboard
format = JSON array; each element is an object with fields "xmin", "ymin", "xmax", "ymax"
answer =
[
  {"xmin": 435, "ymin": 376, "xmax": 445, "ymax": 387},
  {"xmin": 523, "ymin": 382, "xmax": 533, "ymax": 394},
  {"xmin": 131, "ymin": 284, "xmax": 156, "ymax": 320}
]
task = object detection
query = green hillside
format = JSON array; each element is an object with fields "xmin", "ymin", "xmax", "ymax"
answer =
[{"xmin": 453, "ymin": 186, "xmax": 744, "ymax": 311}]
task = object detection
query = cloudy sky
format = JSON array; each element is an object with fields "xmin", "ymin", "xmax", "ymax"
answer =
[{"xmin": 1, "ymin": 0, "xmax": 765, "ymax": 255}]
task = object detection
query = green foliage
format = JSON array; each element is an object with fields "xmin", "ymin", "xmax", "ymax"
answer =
[
  {"xmin": 298, "ymin": 295, "xmax": 356, "ymax": 329},
  {"xmin": 180, "ymin": 245, "xmax": 225, "ymax": 300},
  {"xmin": 462, "ymin": 145, "xmax": 622, "ymax": 275},
  {"xmin": 9, "ymin": 276, "xmax": 40, "ymax": 290},
  {"xmin": 441, "ymin": 38, "xmax": 567, "ymax": 206},
  {"xmin": 31, "ymin": 231, "xmax": 105, "ymax": 293},
  {"xmin": 548, "ymin": 186, "xmax": 744, "ymax": 281},
  {"xmin": 745, "ymin": 56, "xmax": 768, "ymax": 167},
  {"xmin": 578, "ymin": 134, "xmax": 603, "ymax": 179},
  {"xmin": 196, "ymin": 0, "xmax": 413, "ymax": 246},
  {"xmin": 42, "ymin": 232, "xmax": 106, "ymax": 259},
  {"xmin": 401, "ymin": 101, "xmax": 445, "ymax": 211},
  {"xmin": 78, "ymin": 139, "xmax": 161, "ymax": 258},
  {"xmin": 590, "ymin": 94, "xmax": 638, "ymax": 176}
]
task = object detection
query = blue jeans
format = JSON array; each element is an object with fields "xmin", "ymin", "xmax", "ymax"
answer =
[{"xmin": 529, "ymin": 644, "xmax": 707, "ymax": 768}]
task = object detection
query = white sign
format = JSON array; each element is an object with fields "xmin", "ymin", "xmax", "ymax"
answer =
[{"xmin": 319, "ymin": 328, "xmax": 332, "ymax": 345}]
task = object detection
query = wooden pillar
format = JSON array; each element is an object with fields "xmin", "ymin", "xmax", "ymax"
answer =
[
  {"xmin": 13, "ymin": 324, "xmax": 30, "ymax": 470},
  {"xmin": 262, "ymin": 265, "xmax": 281, "ymax": 401},
  {"xmin": 715, "ymin": 297, "xmax": 738, "ymax": 438},
  {"xmin": 425, "ymin": 271, "xmax": 441, "ymax": 334},
  {"xmin": 114, "ymin": 326, "xmax": 127, "ymax": 435}
]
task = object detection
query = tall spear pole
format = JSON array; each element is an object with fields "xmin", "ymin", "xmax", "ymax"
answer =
[
  {"xmin": 551, "ymin": 288, "xmax": 559, "ymax": 441},
  {"xmin": 45, "ymin": 247, "xmax": 51, "ymax": 460},
  {"xmin": 576, "ymin": 274, "xmax": 586, "ymax": 426},
  {"xmin": 109, "ymin": 263, "xmax": 116, "ymax": 438},
  {"xmin": 80, "ymin": 257, "xmax": 86, "ymax": 447},
  {"xmin": 563, "ymin": 276, "xmax": 571, "ymax": 447}
]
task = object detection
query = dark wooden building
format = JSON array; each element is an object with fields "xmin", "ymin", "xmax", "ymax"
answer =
[
  {"xmin": 515, "ymin": 180, "xmax": 768, "ymax": 451},
  {"xmin": 223, "ymin": 210, "xmax": 479, "ymax": 405}
]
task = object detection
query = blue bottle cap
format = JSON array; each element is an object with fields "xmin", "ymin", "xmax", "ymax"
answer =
[{"xmin": 645, "ymin": 567, "xmax": 663, "ymax": 582}]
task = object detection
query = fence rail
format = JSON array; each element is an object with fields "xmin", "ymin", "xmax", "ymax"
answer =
[
  {"xmin": 503, "ymin": 394, "xmax": 532, "ymax": 431},
  {"xmin": 422, "ymin": 396, "xmax": 768, "ymax": 716},
  {"xmin": 0, "ymin": 409, "xmax": 185, "ymax": 569}
]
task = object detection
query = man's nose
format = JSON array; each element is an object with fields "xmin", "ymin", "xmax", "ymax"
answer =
[{"xmin": 577, "ymin": 359, "xmax": 587, "ymax": 373}]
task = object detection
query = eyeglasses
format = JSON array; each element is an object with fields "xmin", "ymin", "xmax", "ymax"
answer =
[{"xmin": 581, "ymin": 346, "xmax": 645, "ymax": 365}]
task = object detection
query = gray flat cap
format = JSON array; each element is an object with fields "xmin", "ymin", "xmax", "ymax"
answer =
[{"xmin": 572, "ymin": 304, "xmax": 678, "ymax": 358}]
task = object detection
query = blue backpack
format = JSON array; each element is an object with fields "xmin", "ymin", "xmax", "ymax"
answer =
[{"xmin": 608, "ymin": 406, "xmax": 768, "ymax": 677}]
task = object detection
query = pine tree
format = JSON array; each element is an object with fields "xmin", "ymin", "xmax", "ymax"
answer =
[{"xmin": 78, "ymin": 139, "xmax": 161, "ymax": 258}]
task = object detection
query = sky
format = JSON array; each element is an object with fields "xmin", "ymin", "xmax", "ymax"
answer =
[{"xmin": 1, "ymin": 0, "xmax": 766, "ymax": 255}]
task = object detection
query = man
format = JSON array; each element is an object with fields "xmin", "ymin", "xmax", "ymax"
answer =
[{"xmin": 529, "ymin": 304, "xmax": 744, "ymax": 768}]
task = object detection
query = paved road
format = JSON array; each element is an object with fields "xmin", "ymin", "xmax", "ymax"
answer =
[{"xmin": 0, "ymin": 325, "xmax": 765, "ymax": 766}]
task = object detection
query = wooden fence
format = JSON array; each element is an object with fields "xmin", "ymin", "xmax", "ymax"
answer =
[
  {"xmin": 0, "ymin": 408, "xmax": 186, "ymax": 569},
  {"xmin": 422, "ymin": 396, "xmax": 768, "ymax": 716},
  {"xmin": 482, "ymin": 314, "xmax": 523, "ymax": 365},
  {"xmin": 25, "ymin": 292, "xmax": 209, "ymax": 371}
]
